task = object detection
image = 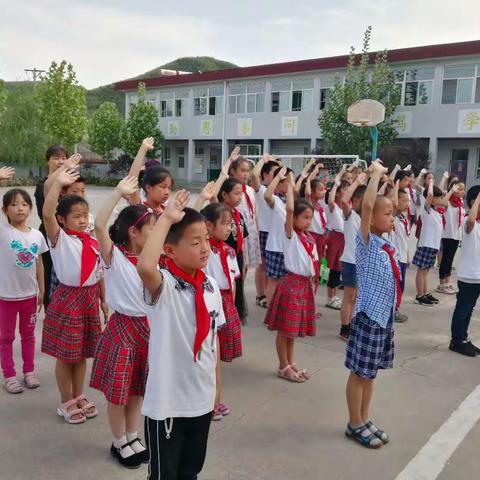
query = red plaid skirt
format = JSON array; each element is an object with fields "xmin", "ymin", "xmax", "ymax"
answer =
[
  {"xmin": 90, "ymin": 312, "xmax": 149, "ymax": 405},
  {"xmin": 42, "ymin": 283, "xmax": 101, "ymax": 362},
  {"xmin": 217, "ymin": 290, "xmax": 242, "ymax": 362},
  {"xmin": 264, "ymin": 272, "xmax": 316, "ymax": 338},
  {"xmin": 326, "ymin": 230, "xmax": 345, "ymax": 272},
  {"xmin": 311, "ymin": 232, "xmax": 326, "ymax": 259}
]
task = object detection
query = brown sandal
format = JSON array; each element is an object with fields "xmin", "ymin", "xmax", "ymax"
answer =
[{"xmin": 277, "ymin": 365, "xmax": 306, "ymax": 383}]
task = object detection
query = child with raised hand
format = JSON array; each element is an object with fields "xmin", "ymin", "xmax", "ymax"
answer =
[
  {"xmin": 41, "ymin": 168, "xmax": 103, "ymax": 425},
  {"xmin": 0, "ymin": 182, "xmax": 48, "ymax": 394},
  {"xmin": 89, "ymin": 176, "xmax": 154, "ymax": 469},
  {"xmin": 345, "ymin": 160, "xmax": 399, "ymax": 449},
  {"xmin": 449, "ymin": 186, "xmax": 480, "ymax": 357},
  {"xmin": 137, "ymin": 191, "xmax": 225, "ymax": 480},
  {"xmin": 265, "ymin": 173, "xmax": 317, "ymax": 383},
  {"xmin": 339, "ymin": 173, "xmax": 367, "ymax": 341}
]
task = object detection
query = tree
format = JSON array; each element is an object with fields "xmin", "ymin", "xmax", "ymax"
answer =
[
  {"xmin": 89, "ymin": 102, "xmax": 124, "ymax": 160},
  {"xmin": 37, "ymin": 60, "xmax": 88, "ymax": 148},
  {"xmin": 0, "ymin": 80, "xmax": 7, "ymax": 124},
  {"xmin": 319, "ymin": 26, "xmax": 401, "ymax": 159},
  {"xmin": 121, "ymin": 83, "xmax": 163, "ymax": 157}
]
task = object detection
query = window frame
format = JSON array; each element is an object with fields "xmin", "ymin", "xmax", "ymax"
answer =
[
  {"xmin": 271, "ymin": 78, "xmax": 313, "ymax": 113},
  {"xmin": 194, "ymin": 86, "xmax": 224, "ymax": 116},
  {"xmin": 395, "ymin": 67, "xmax": 435, "ymax": 106},
  {"xmin": 442, "ymin": 64, "xmax": 479, "ymax": 105}
]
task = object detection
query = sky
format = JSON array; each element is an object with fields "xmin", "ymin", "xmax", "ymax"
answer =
[{"xmin": 1, "ymin": 0, "xmax": 478, "ymax": 89}]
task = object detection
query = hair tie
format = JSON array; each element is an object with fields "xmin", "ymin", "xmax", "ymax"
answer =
[{"xmin": 132, "ymin": 207, "xmax": 153, "ymax": 228}]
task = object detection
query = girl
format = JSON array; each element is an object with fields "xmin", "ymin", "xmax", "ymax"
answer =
[
  {"xmin": 0, "ymin": 188, "xmax": 48, "ymax": 394},
  {"xmin": 41, "ymin": 169, "xmax": 103, "ymax": 424},
  {"xmin": 264, "ymin": 173, "xmax": 317, "ymax": 383},
  {"xmin": 218, "ymin": 179, "xmax": 249, "ymax": 324},
  {"xmin": 90, "ymin": 176, "xmax": 153, "ymax": 469},
  {"xmin": 140, "ymin": 166, "xmax": 173, "ymax": 218},
  {"xmin": 305, "ymin": 170, "xmax": 327, "ymax": 262}
]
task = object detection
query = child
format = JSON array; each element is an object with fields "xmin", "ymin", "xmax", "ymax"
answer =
[
  {"xmin": 202, "ymin": 203, "xmax": 242, "ymax": 420},
  {"xmin": 137, "ymin": 191, "xmax": 225, "ymax": 480},
  {"xmin": 449, "ymin": 186, "xmax": 480, "ymax": 357},
  {"xmin": 90, "ymin": 176, "xmax": 153, "ymax": 468},
  {"xmin": 140, "ymin": 166, "xmax": 173, "ymax": 218},
  {"xmin": 395, "ymin": 170, "xmax": 415, "ymax": 225},
  {"xmin": 345, "ymin": 160, "xmax": 398, "ymax": 449},
  {"xmin": 0, "ymin": 187, "xmax": 48, "ymax": 393},
  {"xmin": 437, "ymin": 180, "xmax": 465, "ymax": 294},
  {"xmin": 339, "ymin": 174, "xmax": 367, "ymax": 340},
  {"xmin": 305, "ymin": 168, "xmax": 327, "ymax": 262},
  {"xmin": 264, "ymin": 177, "xmax": 317, "ymax": 383},
  {"xmin": 41, "ymin": 168, "xmax": 103, "ymax": 424}
]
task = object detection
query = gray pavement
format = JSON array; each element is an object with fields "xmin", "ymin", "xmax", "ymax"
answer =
[{"xmin": 1, "ymin": 186, "xmax": 479, "ymax": 480}]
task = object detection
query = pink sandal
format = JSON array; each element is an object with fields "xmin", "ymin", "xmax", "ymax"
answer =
[
  {"xmin": 291, "ymin": 363, "xmax": 310, "ymax": 380},
  {"xmin": 24, "ymin": 372, "xmax": 40, "ymax": 389},
  {"xmin": 75, "ymin": 394, "xmax": 98, "ymax": 419},
  {"xmin": 57, "ymin": 398, "xmax": 86, "ymax": 424},
  {"xmin": 277, "ymin": 365, "xmax": 306, "ymax": 383},
  {"xmin": 3, "ymin": 377, "xmax": 24, "ymax": 394}
]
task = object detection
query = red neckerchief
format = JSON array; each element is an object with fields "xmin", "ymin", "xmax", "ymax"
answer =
[
  {"xmin": 314, "ymin": 203, "xmax": 327, "ymax": 231},
  {"xmin": 408, "ymin": 185, "xmax": 415, "ymax": 203},
  {"xmin": 64, "ymin": 229, "xmax": 99, "ymax": 286},
  {"xmin": 449, "ymin": 196, "xmax": 463, "ymax": 227},
  {"xmin": 143, "ymin": 200, "xmax": 164, "ymax": 219},
  {"xmin": 165, "ymin": 257, "xmax": 211, "ymax": 362},
  {"xmin": 406, "ymin": 206, "xmax": 411, "ymax": 225},
  {"xmin": 242, "ymin": 185, "xmax": 254, "ymax": 218},
  {"xmin": 231, "ymin": 208, "xmax": 244, "ymax": 254},
  {"xmin": 295, "ymin": 229, "xmax": 320, "ymax": 291},
  {"xmin": 118, "ymin": 245, "xmax": 138, "ymax": 266},
  {"xmin": 398, "ymin": 213, "xmax": 410, "ymax": 237},
  {"xmin": 382, "ymin": 244, "xmax": 402, "ymax": 311},
  {"xmin": 209, "ymin": 238, "xmax": 234, "ymax": 301},
  {"xmin": 435, "ymin": 207, "xmax": 447, "ymax": 228}
]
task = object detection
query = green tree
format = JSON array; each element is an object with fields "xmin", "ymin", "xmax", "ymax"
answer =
[
  {"xmin": 121, "ymin": 83, "xmax": 163, "ymax": 157},
  {"xmin": 89, "ymin": 102, "xmax": 124, "ymax": 160},
  {"xmin": 0, "ymin": 80, "xmax": 7, "ymax": 124},
  {"xmin": 37, "ymin": 60, "xmax": 88, "ymax": 148},
  {"xmin": 319, "ymin": 26, "xmax": 401, "ymax": 159}
]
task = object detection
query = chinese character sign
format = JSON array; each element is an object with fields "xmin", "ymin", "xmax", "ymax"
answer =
[
  {"xmin": 167, "ymin": 121, "xmax": 180, "ymax": 137},
  {"xmin": 281, "ymin": 116, "xmax": 298, "ymax": 136},
  {"xmin": 200, "ymin": 119, "xmax": 214, "ymax": 137},
  {"xmin": 237, "ymin": 118, "xmax": 252, "ymax": 137},
  {"xmin": 392, "ymin": 111, "xmax": 412, "ymax": 135},
  {"xmin": 458, "ymin": 110, "xmax": 480, "ymax": 134}
]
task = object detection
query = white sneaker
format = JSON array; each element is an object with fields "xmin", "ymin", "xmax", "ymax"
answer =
[
  {"xmin": 436, "ymin": 284, "xmax": 455, "ymax": 295},
  {"xmin": 447, "ymin": 284, "xmax": 458, "ymax": 294},
  {"xmin": 326, "ymin": 297, "xmax": 342, "ymax": 310}
]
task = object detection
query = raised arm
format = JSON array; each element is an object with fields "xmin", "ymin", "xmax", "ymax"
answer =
[
  {"xmin": 389, "ymin": 164, "xmax": 401, "ymax": 182},
  {"xmin": 284, "ymin": 181, "xmax": 294, "ymax": 239},
  {"xmin": 466, "ymin": 191, "xmax": 480, "ymax": 234},
  {"xmin": 438, "ymin": 171, "xmax": 449, "ymax": 192},
  {"xmin": 193, "ymin": 181, "xmax": 216, "ymax": 211},
  {"xmin": 0, "ymin": 166, "xmax": 16, "ymax": 181},
  {"xmin": 43, "ymin": 153, "xmax": 81, "ymax": 196},
  {"xmin": 342, "ymin": 172, "xmax": 366, "ymax": 218},
  {"xmin": 424, "ymin": 177, "xmax": 434, "ymax": 210},
  {"xmin": 251, "ymin": 153, "xmax": 268, "ymax": 192},
  {"xmin": 264, "ymin": 166, "xmax": 287, "ymax": 208},
  {"xmin": 392, "ymin": 179, "xmax": 400, "ymax": 211},
  {"xmin": 443, "ymin": 183, "xmax": 459, "ymax": 206},
  {"xmin": 295, "ymin": 158, "xmax": 315, "ymax": 195},
  {"xmin": 304, "ymin": 164, "xmax": 321, "ymax": 202},
  {"xmin": 127, "ymin": 138, "xmax": 155, "ymax": 205},
  {"xmin": 415, "ymin": 168, "xmax": 427, "ymax": 190}
]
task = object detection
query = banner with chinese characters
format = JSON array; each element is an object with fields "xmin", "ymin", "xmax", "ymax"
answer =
[
  {"xmin": 392, "ymin": 111, "xmax": 412, "ymax": 135},
  {"xmin": 237, "ymin": 118, "xmax": 252, "ymax": 137},
  {"xmin": 281, "ymin": 116, "xmax": 298, "ymax": 136},
  {"xmin": 458, "ymin": 109, "xmax": 480, "ymax": 134},
  {"xmin": 200, "ymin": 119, "xmax": 214, "ymax": 137},
  {"xmin": 167, "ymin": 121, "xmax": 180, "ymax": 137}
]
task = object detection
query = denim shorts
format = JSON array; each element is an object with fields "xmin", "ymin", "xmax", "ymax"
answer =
[{"xmin": 341, "ymin": 261, "xmax": 357, "ymax": 288}]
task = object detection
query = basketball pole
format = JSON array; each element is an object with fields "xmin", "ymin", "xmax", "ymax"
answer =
[{"xmin": 369, "ymin": 126, "xmax": 379, "ymax": 161}]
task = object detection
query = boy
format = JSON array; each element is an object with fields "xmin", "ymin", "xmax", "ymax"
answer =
[{"xmin": 137, "ymin": 190, "xmax": 225, "ymax": 479}]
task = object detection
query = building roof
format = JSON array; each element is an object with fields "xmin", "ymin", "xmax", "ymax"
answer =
[{"xmin": 115, "ymin": 39, "xmax": 480, "ymax": 92}]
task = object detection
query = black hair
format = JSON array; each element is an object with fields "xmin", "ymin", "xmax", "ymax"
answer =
[
  {"xmin": 201, "ymin": 202, "xmax": 232, "ymax": 224},
  {"xmin": 45, "ymin": 145, "xmax": 68, "ymax": 162},
  {"xmin": 324, "ymin": 180, "xmax": 350, "ymax": 204},
  {"xmin": 229, "ymin": 157, "xmax": 250, "ymax": 174},
  {"xmin": 56, "ymin": 194, "xmax": 89, "ymax": 223},
  {"xmin": 466, "ymin": 185, "xmax": 480, "ymax": 209},
  {"xmin": 448, "ymin": 176, "xmax": 463, "ymax": 190},
  {"xmin": 260, "ymin": 161, "xmax": 279, "ymax": 181},
  {"xmin": 293, "ymin": 198, "xmax": 314, "ymax": 216},
  {"xmin": 73, "ymin": 176, "xmax": 85, "ymax": 184},
  {"xmin": 2, "ymin": 189, "xmax": 33, "ymax": 223},
  {"xmin": 272, "ymin": 166, "xmax": 293, "ymax": 179},
  {"xmin": 398, "ymin": 188, "xmax": 409, "ymax": 197},
  {"xmin": 395, "ymin": 170, "xmax": 411, "ymax": 182},
  {"xmin": 217, "ymin": 178, "xmax": 242, "ymax": 202},
  {"xmin": 352, "ymin": 184, "xmax": 367, "ymax": 201},
  {"xmin": 423, "ymin": 185, "xmax": 444, "ymax": 198},
  {"xmin": 142, "ymin": 166, "xmax": 173, "ymax": 191},
  {"xmin": 165, "ymin": 207, "xmax": 206, "ymax": 245},
  {"xmin": 108, "ymin": 205, "xmax": 154, "ymax": 246}
]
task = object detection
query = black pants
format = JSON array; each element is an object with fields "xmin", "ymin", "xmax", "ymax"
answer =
[
  {"xmin": 145, "ymin": 412, "xmax": 212, "ymax": 480},
  {"xmin": 39, "ymin": 223, "xmax": 53, "ymax": 308},
  {"xmin": 327, "ymin": 269, "xmax": 342, "ymax": 289},
  {"xmin": 439, "ymin": 238, "xmax": 459, "ymax": 280},
  {"xmin": 450, "ymin": 281, "xmax": 480, "ymax": 345}
]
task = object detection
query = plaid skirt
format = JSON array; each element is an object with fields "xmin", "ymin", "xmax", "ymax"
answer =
[
  {"xmin": 42, "ymin": 283, "xmax": 101, "ymax": 363},
  {"xmin": 90, "ymin": 312, "xmax": 149, "ymax": 405},
  {"xmin": 259, "ymin": 231, "xmax": 268, "ymax": 263},
  {"xmin": 265, "ymin": 250, "xmax": 287, "ymax": 279},
  {"xmin": 311, "ymin": 232, "xmax": 326, "ymax": 260},
  {"xmin": 218, "ymin": 290, "xmax": 242, "ymax": 362},
  {"xmin": 412, "ymin": 246, "xmax": 438, "ymax": 269},
  {"xmin": 264, "ymin": 272, "xmax": 316, "ymax": 338},
  {"xmin": 345, "ymin": 312, "xmax": 394, "ymax": 379},
  {"xmin": 326, "ymin": 230, "xmax": 345, "ymax": 272}
]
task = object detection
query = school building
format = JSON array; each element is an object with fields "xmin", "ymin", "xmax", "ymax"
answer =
[{"xmin": 115, "ymin": 40, "xmax": 480, "ymax": 186}]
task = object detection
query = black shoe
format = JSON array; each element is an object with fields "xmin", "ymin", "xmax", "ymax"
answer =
[
  {"xmin": 425, "ymin": 293, "xmax": 439, "ymax": 304},
  {"xmin": 415, "ymin": 295, "xmax": 434, "ymax": 306},
  {"xmin": 110, "ymin": 443, "xmax": 142, "ymax": 469},
  {"xmin": 449, "ymin": 341, "xmax": 477, "ymax": 357},
  {"xmin": 466, "ymin": 341, "xmax": 480, "ymax": 355},
  {"xmin": 338, "ymin": 325, "xmax": 350, "ymax": 341},
  {"xmin": 128, "ymin": 438, "xmax": 149, "ymax": 464}
]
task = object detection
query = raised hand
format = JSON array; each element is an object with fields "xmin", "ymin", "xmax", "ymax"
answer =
[
  {"xmin": 356, "ymin": 172, "xmax": 367, "ymax": 185},
  {"xmin": 420, "ymin": 168, "xmax": 427, "ymax": 175},
  {"xmin": 65, "ymin": 153, "xmax": 82, "ymax": 170},
  {"xmin": 404, "ymin": 164, "xmax": 412, "ymax": 171},
  {"xmin": 228, "ymin": 146, "xmax": 241, "ymax": 163},
  {"xmin": 372, "ymin": 159, "xmax": 388, "ymax": 175},
  {"xmin": 116, "ymin": 175, "xmax": 138, "ymax": 197},
  {"xmin": 141, "ymin": 137, "xmax": 155, "ymax": 152},
  {"xmin": 163, "ymin": 190, "xmax": 190, "ymax": 224},
  {"xmin": 443, "ymin": 171, "xmax": 449, "ymax": 179},
  {"xmin": 0, "ymin": 166, "xmax": 15, "ymax": 180},
  {"xmin": 56, "ymin": 167, "xmax": 80, "ymax": 187},
  {"xmin": 199, "ymin": 181, "xmax": 216, "ymax": 201}
]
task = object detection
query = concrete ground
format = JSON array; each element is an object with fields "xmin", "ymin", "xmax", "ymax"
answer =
[{"xmin": 0, "ymin": 186, "xmax": 479, "ymax": 480}]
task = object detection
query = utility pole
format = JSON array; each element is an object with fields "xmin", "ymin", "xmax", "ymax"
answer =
[{"xmin": 24, "ymin": 67, "xmax": 46, "ymax": 84}]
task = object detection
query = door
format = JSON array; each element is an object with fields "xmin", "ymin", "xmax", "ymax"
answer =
[
  {"xmin": 208, "ymin": 146, "xmax": 222, "ymax": 181},
  {"xmin": 450, "ymin": 149, "xmax": 469, "ymax": 183}
]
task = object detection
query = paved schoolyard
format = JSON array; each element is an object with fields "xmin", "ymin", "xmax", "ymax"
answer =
[{"xmin": 0, "ymin": 186, "xmax": 479, "ymax": 480}]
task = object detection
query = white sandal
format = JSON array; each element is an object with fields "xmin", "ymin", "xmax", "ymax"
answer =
[
  {"xmin": 24, "ymin": 372, "xmax": 40, "ymax": 389},
  {"xmin": 3, "ymin": 377, "xmax": 24, "ymax": 394},
  {"xmin": 75, "ymin": 394, "xmax": 98, "ymax": 419},
  {"xmin": 57, "ymin": 398, "xmax": 86, "ymax": 424}
]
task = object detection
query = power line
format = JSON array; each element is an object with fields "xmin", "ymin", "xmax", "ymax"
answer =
[{"xmin": 24, "ymin": 68, "xmax": 46, "ymax": 83}]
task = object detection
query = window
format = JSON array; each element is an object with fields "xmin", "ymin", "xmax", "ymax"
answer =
[
  {"xmin": 319, "ymin": 77, "xmax": 336, "ymax": 110},
  {"xmin": 442, "ymin": 65, "xmax": 479, "ymax": 104},
  {"xmin": 160, "ymin": 92, "xmax": 174, "ymax": 117},
  {"xmin": 237, "ymin": 144, "xmax": 262, "ymax": 156},
  {"xmin": 271, "ymin": 78, "xmax": 313, "ymax": 112},
  {"xmin": 195, "ymin": 147, "xmax": 205, "ymax": 156},
  {"xmin": 160, "ymin": 90, "xmax": 188, "ymax": 117},
  {"xmin": 402, "ymin": 67, "xmax": 435, "ymax": 106},
  {"xmin": 194, "ymin": 86, "xmax": 223, "ymax": 116},
  {"xmin": 174, "ymin": 89, "xmax": 189, "ymax": 117},
  {"xmin": 228, "ymin": 83, "xmax": 265, "ymax": 114},
  {"xmin": 146, "ymin": 94, "xmax": 158, "ymax": 111},
  {"xmin": 163, "ymin": 147, "xmax": 171, "ymax": 167},
  {"xmin": 177, "ymin": 147, "xmax": 185, "ymax": 169}
]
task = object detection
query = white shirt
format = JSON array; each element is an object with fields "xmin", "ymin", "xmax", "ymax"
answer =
[
  {"xmin": 238, "ymin": 185, "xmax": 256, "ymax": 224},
  {"xmin": 309, "ymin": 202, "xmax": 327, "ymax": 235},
  {"xmin": 418, "ymin": 206, "xmax": 443, "ymax": 250},
  {"xmin": 327, "ymin": 204, "xmax": 344, "ymax": 233},
  {"xmin": 0, "ymin": 224, "xmax": 48, "ymax": 300},
  {"xmin": 265, "ymin": 196, "xmax": 287, "ymax": 253},
  {"xmin": 49, "ymin": 229, "xmax": 101, "ymax": 286},
  {"xmin": 340, "ymin": 210, "xmax": 361, "ymax": 264},
  {"xmin": 142, "ymin": 270, "xmax": 225, "ymax": 420},
  {"xmin": 442, "ymin": 202, "xmax": 464, "ymax": 241},
  {"xmin": 256, "ymin": 185, "xmax": 271, "ymax": 232},
  {"xmin": 204, "ymin": 245, "xmax": 240, "ymax": 290},
  {"xmin": 392, "ymin": 214, "xmax": 409, "ymax": 264},
  {"xmin": 458, "ymin": 221, "xmax": 480, "ymax": 283},
  {"xmin": 283, "ymin": 230, "xmax": 318, "ymax": 277},
  {"xmin": 407, "ymin": 187, "xmax": 417, "ymax": 218},
  {"xmin": 103, "ymin": 246, "xmax": 146, "ymax": 316}
]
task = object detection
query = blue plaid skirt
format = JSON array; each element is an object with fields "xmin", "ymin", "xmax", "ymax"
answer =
[
  {"xmin": 265, "ymin": 250, "xmax": 286, "ymax": 279},
  {"xmin": 259, "ymin": 231, "xmax": 268, "ymax": 262},
  {"xmin": 345, "ymin": 312, "xmax": 394, "ymax": 379},
  {"xmin": 412, "ymin": 246, "xmax": 438, "ymax": 269}
]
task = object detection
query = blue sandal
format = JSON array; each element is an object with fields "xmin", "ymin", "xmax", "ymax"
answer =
[
  {"xmin": 345, "ymin": 424, "xmax": 383, "ymax": 449},
  {"xmin": 365, "ymin": 420, "xmax": 389, "ymax": 444}
]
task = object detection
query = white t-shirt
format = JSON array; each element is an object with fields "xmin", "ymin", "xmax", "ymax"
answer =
[
  {"xmin": 238, "ymin": 185, "xmax": 256, "ymax": 224},
  {"xmin": 340, "ymin": 210, "xmax": 361, "ymax": 264},
  {"xmin": 458, "ymin": 221, "xmax": 480, "ymax": 283},
  {"xmin": 256, "ymin": 185, "xmax": 271, "ymax": 232},
  {"xmin": 327, "ymin": 204, "xmax": 344, "ymax": 233},
  {"xmin": 142, "ymin": 270, "xmax": 225, "ymax": 420},
  {"xmin": 265, "ymin": 196, "xmax": 287, "ymax": 253},
  {"xmin": 442, "ymin": 203, "xmax": 464, "ymax": 241},
  {"xmin": 102, "ymin": 246, "xmax": 146, "ymax": 316},
  {"xmin": 418, "ymin": 206, "xmax": 443, "ymax": 250},
  {"xmin": 309, "ymin": 202, "xmax": 327, "ymax": 235},
  {"xmin": 407, "ymin": 187, "xmax": 417, "ymax": 218},
  {"xmin": 49, "ymin": 229, "xmax": 101, "ymax": 286},
  {"xmin": 204, "ymin": 244, "xmax": 240, "ymax": 290},
  {"xmin": 393, "ymin": 214, "xmax": 409, "ymax": 264},
  {"xmin": 0, "ymin": 224, "xmax": 48, "ymax": 300},
  {"xmin": 283, "ymin": 231, "xmax": 318, "ymax": 277}
]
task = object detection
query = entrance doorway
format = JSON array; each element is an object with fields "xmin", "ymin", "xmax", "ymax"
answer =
[{"xmin": 450, "ymin": 149, "xmax": 469, "ymax": 183}]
